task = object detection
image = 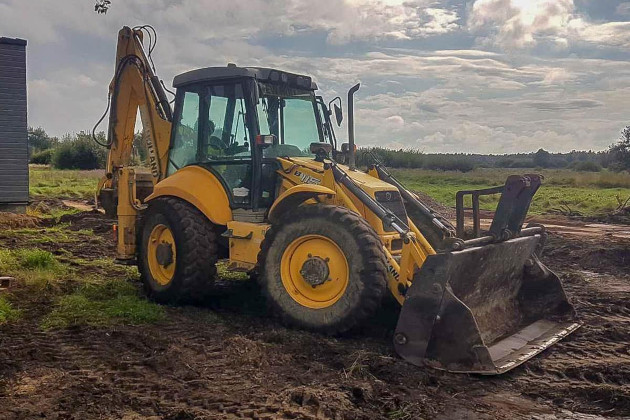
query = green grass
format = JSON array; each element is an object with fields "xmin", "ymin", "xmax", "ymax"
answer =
[
  {"xmin": 0, "ymin": 295, "xmax": 21, "ymax": 324},
  {"xmin": 392, "ymin": 168, "xmax": 630, "ymax": 216},
  {"xmin": 0, "ymin": 248, "xmax": 69, "ymax": 291},
  {"xmin": 217, "ymin": 261, "xmax": 249, "ymax": 281},
  {"xmin": 28, "ymin": 203, "xmax": 81, "ymax": 221},
  {"xmin": 1, "ymin": 226, "xmax": 98, "ymax": 247},
  {"xmin": 0, "ymin": 249, "xmax": 64, "ymax": 274},
  {"xmin": 42, "ymin": 280, "xmax": 164, "ymax": 329},
  {"xmin": 0, "ymin": 247, "xmax": 161, "ymax": 329},
  {"xmin": 29, "ymin": 166, "xmax": 103, "ymax": 200}
]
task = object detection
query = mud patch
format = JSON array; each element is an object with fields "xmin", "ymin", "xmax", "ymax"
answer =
[
  {"xmin": 1, "ymin": 211, "xmax": 630, "ymax": 419},
  {"xmin": 0, "ymin": 213, "xmax": 39, "ymax": 229}
]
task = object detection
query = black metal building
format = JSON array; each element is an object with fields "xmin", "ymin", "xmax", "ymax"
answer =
[{"xmin": 0, "ymin": 37, "xmax": 28, "ymax": 213}]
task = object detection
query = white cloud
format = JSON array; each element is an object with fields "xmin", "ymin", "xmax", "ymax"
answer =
[
  {"xmin": 569, "ymin": 19, "xmax": 630, "ymax": 49},
  {"xmin": 385, "ymin": 115, "xmax": 405, "ymax": 127},
  {"xmin": 1, "ymin": 0, "xmax": 629, "ymax": 153},
  {"xmin": 469, "ymin": 0, "xmax": 630, "ymax": 51},
  {"xmin": 469, "ymin": 0, "xmax": 575, "ymax": 50}
]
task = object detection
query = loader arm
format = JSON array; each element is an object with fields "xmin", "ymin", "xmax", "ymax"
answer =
[{"xmin": 97, "ymin": 26, "xmax": 173, "ymax": 216}]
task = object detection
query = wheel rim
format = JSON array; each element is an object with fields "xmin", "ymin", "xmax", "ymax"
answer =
[
  {"xmin": 280, "ymin": 234, "xmax": 349, "ymax": 309},
  {"xmin": 147, "ymin": 224, "xmax": 177, "ymax": 286}
]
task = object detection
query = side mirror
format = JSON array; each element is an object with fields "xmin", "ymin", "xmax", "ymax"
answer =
[
  {"xmin": 334, "ymin": 104, "xmax": 343, "ymax": 126},
  {"xmin": 328, "ymin": 97, "xmax": 343, "ymax": 126}
]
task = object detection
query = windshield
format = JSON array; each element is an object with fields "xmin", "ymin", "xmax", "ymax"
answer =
[{"xmin": 256, "ymin": 83, "xmax": 322, "ymax": 157}]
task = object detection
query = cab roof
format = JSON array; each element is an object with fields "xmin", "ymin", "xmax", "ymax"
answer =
[{"xmin": 173, "ymin": 64, "xmax": 318, "ymax": 91}]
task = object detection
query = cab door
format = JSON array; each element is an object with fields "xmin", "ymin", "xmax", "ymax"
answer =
[{"xmin": 168, "ymin": 81, "xmax": 256, "ymax": 209}]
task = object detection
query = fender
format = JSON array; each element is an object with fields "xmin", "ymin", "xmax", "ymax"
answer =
[
  {"xmin": 268, "ymin": 184, "xmax": 336, "ymax": 224},
  {"xmin": 145, "ymin": 166, "xmax": 232, "ymax": 225}
]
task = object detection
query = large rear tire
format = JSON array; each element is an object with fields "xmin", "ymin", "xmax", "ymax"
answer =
[
  {"xmin": 258, "ymin": 204, "xmax": 388, "ymax": 334},
  {"xmin": 138, "ymin": 197, "xmax": 217, "ymax": 303}
]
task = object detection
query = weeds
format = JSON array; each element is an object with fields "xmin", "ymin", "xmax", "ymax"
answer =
[
  {"xmin": 42, "ymin": 279, "xmax": 164, "ymax": 329},
  {"xmin": 0, "ymin": 295, "xmax": 21, "ymax": 324},
  {"xmin": 387, "ymin": 403, "xmax": 420, "ymax": 420},
  {"xmin": 0, "ymin": 249, "xmax": 68, "ymax": 291},
  {"xmin": 0, "ymin": 249, "xmax": 62, "ymax": 273},
  {"xmin": 217, "ymin": 261, "xmax": 249, "ymax": 281},
  {"xmin": 1, "ymin": 226, "xmax": 95, "ymax": 246},
  {"xmin": 30, "ymin": 166, "xmax": 102, "ymax": 200},
  {"xmin": 342, "ymin": 351, "xmax": 376, "ymax": 380}
]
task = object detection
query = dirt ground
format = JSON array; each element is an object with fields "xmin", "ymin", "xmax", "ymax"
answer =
[{"xmin": 0, "ymin": 209, "xmax": 629, "ymax": 419}]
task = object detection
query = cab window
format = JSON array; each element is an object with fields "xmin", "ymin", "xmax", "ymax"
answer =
[{"xmin": 168, "ymin": 83, "xmax": 253, "ymax": 206}]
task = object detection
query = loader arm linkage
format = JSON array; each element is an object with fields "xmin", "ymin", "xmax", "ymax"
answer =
[{"xmin": 365, "ymin": 163, "xmax": 580, "ymax": 374}]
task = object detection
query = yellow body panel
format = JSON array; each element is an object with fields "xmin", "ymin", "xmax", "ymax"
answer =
[
  {"xmin": 226, "ymin": 221, "xmax": 270, "ymax": 271},
  {"xmin": 268, "ymin": 184, "xmax": 336, "ymax": 223},
  {"xmin": 146, "ymin": 166, "xmax": 232, "ymax": 226},
  {"xmin": 116, "ymin": 167, "xmax": 141, "ymax": 261}
]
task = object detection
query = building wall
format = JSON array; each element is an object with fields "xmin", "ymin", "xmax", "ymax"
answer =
[{"xmin": 0, "ymin": 37, "xmax": 28, "ymax": 213}]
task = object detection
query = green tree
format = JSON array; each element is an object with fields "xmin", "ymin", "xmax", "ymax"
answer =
[
  {"xmin": 28, "ymin": 127, "xmax": 57, "ymax": 152},
  {"xmin": 133, "ymin": 131, "xmax": 148, "ymax": 164},
  {"xmin": 533, "ymin": 148, "xmax": 551, "ymax": 168},
  {"xmin": 52, "ymin": 132, "xmax": 107, "ymax": 170},
  {"xmin": 609, "ymin": 126, "xmax": 630, "ymax": 172}
]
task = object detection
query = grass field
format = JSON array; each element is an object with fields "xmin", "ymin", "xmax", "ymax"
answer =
[
  {"xmin": 27, "ymin": 165, "xmax": 630, "ymax": 217},
  {"xmin": 392, "ymin": 168, "xmax": 630, "ymax": 216},
  {"xmin": 29, "ymin": 165, "xmax": 103, "ymax": 201},
  {"xmin": 30, "ymin": 166, "xmax": 630, "ymax": 216}
]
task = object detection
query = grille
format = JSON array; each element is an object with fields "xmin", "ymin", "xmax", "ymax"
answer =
[{"xmin": 375, "ymin": 190, "xmax": 408, "ymax": 232}]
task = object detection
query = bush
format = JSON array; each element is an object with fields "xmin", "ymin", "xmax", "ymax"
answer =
[
  {"xmin": 355, "ymin": 147, "xmax": 475, "ymax": 172},
  {"xmin": 52, "ymin": 132, "xmax": 107, "ymax": 170},
  {"xmin": 569, "ymin": 161, "xmax": 602, "ymax": 172},
  {"xmin": 423, "ymin": 155, "xmax": 475, "ymax": 172},
  {"xmin": 30, "ymin": 149, "xmax": 54, "ymax": 165}
]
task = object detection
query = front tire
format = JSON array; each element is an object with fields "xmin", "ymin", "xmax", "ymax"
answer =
[
  {"xmin": 258, "ymin": 204, "xmax": 388, "ymax": 334},
  {"xmin": 138, "ymin": 197, "xmax": 217, "ymax": 303}
]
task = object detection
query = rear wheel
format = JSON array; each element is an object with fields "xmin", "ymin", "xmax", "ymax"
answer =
[
  {"xmin": 138, "ymin": 197, "xmax": 217, "ymax": 303},
  {"xmin": 258, "ymin": 205, "xmax": 388, "ymax": 334}
]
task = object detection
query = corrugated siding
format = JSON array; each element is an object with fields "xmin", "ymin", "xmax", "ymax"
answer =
[{"xmin": 0, "ymin": 39, "xmax": 28, "ymax": 204}]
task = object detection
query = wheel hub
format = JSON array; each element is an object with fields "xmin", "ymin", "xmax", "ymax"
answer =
[
  {"xmin": 300, "ymin": 255, "xmax": 330, "ymax": 287},
  {"xmin": 155, "ymin": 243, "xmax": 173, "ymax": 266},
  {"xmin": 147, "ymin": 223, "xmax": 177, "ymax": 286}
]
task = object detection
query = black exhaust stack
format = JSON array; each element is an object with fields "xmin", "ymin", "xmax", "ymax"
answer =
[{"xmin": 347, "ymin": 83, "xmax": 360, "ymax": 170}]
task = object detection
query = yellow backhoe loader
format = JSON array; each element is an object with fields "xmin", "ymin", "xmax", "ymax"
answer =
[{"xmin": 95, "ymin": 26, "xmax": 580, "ymax": 374}]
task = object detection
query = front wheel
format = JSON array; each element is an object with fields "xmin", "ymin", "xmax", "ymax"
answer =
[
  {"xmin": 138, "ymin": 197, "xmax": 217, "ymax": 303},
  {"xmin": 258, "ymin": 205, "xmax": 388, "ymax": 334}
]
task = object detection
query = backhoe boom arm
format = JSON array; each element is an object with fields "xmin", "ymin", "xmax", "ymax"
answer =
[{"xmin": 101, "ymin": 26, "xmax": 173, "ymax": 191}]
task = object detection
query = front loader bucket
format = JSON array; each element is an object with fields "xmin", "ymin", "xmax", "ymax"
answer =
[{"xmin": 393, "ymin": 234, "xmax": 580, "ymax": 374}]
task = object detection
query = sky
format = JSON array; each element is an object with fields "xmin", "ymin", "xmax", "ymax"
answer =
[{"xmin": 2, "ymin": 0, "xmax": 630, "ymax": 154}]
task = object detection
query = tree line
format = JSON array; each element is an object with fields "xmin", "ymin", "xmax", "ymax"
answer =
[
  {"xmin": 29, "ymin": 125, "xmax": 630, "ymax": 172},
  {"xmin": 356, "ymin": 127, "xmax": 630, "ymax": 172},
  {"xmin": 28, "ymin": 128, "xmax": 145, "ymax": 170}
]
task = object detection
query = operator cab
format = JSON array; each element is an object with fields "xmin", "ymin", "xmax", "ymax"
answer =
[{"xmin": 168, "ymin": 65, "xmax": 338, "ymax": 212}]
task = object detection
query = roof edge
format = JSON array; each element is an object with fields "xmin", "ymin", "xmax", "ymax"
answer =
[{"xmin": 0, "ymin": 37, "xmax": 27, "ymax": 46}]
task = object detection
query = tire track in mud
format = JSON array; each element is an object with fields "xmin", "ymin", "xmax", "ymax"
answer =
[
  {"xmin": 507, "ymin": 242, "xmax": 630, "ymax": 417},
  {"xmin": 2, "ymin": 214, "xmax": 630, "ymax": 419},
  {"xmin": 0, "ymin": 314, "xmax": 380, "ymax": 419}
]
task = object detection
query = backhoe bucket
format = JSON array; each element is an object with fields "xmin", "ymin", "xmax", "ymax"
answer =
[{"xmin": 393, "ymin": 234, "xmax": 580, "ymax": 374}]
